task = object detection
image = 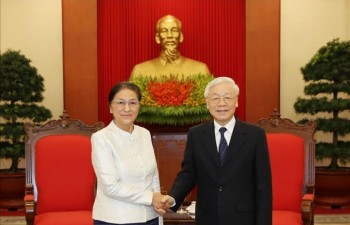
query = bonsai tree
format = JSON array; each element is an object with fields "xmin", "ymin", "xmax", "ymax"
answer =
[
  {"xmin": 294, "ymin": 38, "xmax": 350, "ymax": 170},
  {"xmin": 0, "ymin": 49, "xmax": 52, "ymax": 173}
]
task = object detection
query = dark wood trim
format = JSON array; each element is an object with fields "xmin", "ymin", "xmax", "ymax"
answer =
[
  {"xmin": 62, "ymin": 0, "xmax": 98, "ymax": 124},
  {"xmin": 245, "ymin": 0, "xmax": 280, "ymax": 123}
]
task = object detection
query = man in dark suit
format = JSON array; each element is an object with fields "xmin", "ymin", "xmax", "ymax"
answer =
[{"xmin": 166, "ymin": 77, "xmax": 272, "ymax": 225}]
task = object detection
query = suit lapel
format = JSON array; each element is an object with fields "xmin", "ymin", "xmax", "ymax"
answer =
[
  {"xmin": 222, "ymin": 119, "xmax": 247, "ymax": 167},
  {"xmin": 200, "ymin": 122, "xmax": 221, "ymax": 167}
]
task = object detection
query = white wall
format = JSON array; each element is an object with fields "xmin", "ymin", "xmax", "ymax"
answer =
[
  {"xmin": 0, "ymin": 0, "xmax": 63, "ymax": 168},
  {"xmin": 0, "ymin": 0, "xmax": 63, "ymax": 119},
  {"xmin": 281, "ymin": 0, "xmax": 350, "ymax": 120},
  {"xmin": 280, "ymin": 0, "xmax": 350, "ymax": 166}
]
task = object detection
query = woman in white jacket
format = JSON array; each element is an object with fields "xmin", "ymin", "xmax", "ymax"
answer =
[{"xmin": 91, "ymin": 82, "xmax": 169, "ymax": 225}]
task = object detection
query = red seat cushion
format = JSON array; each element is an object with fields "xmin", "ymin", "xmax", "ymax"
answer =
[
  {"xmin": 266, "ymin": 133, "xmax": 304, "ymax": 212},
  {"xmin": 35, "ymin": 211, "xmax": 92, "ymax": 225},
  {"xmin": 273, "ymin": 210, "xmax": 302, "ymax": 225},
  {"xmin": 35, "ymin": 135, "xmax": 96, "ymax": 214}
]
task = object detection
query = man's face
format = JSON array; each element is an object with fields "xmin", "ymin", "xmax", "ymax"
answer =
[
  {"xmin": 206, "ymin": 82, "xmax": 238, "ymax": 126},
  {"xmin": 156, "ymin": 18, "xmax": 183, "ymax": 52}
]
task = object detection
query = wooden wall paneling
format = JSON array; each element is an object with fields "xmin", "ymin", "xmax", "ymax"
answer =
[
  {"xmin": 62, "ymin": 0, "xmax": 98, "ymax": 124},
  {"xmin": 245, "ymin": 0, "xmax": 280, "ymax": 123}
]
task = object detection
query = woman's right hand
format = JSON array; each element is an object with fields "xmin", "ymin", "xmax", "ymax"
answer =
[{"xmin": 152, "ymin": 193, "xmax": 174, "ymax": 215}]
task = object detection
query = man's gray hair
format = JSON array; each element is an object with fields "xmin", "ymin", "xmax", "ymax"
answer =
[{"xmin": 204, "ymin": 77, "xmax": 240, "ymax": 98}]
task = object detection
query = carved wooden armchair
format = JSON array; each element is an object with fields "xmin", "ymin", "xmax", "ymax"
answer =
[
  {"xmin": 255, "ymin": 109, "xmax": 316, "ymax": 225},
  {"xmin": 24, "ymin": 111, "xmax": 104, "ymax": 225}
]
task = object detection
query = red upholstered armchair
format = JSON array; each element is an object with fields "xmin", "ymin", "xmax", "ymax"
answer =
[
  {"xmin": 24, "ymin": 111, "xmax": 104, "ymax": 225},
  {"xmin": 255, "ymin": 109, "xmax": 317, "ymax": 225}
]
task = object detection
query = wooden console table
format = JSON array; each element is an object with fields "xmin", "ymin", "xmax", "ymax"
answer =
[
  {"xmin": 152, "ymin": 133, "xmax": 197, "ymax": 202},
  {"xmin": 164, "ymin": 211, "xmax": 195, "ymax": 225}
]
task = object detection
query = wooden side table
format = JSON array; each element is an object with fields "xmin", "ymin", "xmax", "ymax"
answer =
[{"xmin": 163, "ymin": 211, "xmax": 195, "ymax": 225}]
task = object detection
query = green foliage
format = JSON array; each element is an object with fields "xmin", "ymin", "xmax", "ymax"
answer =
[
  {"xmin": 0, "ymin": 49, "xmax": 52, "ymax": 173},
  {"xmin": 294, "ymin": 38, "xmax": 350, "ymax": 169},
  {"xmin": 136, "ymin": 105, "xmax": 212, "ymax": 125},
  {"xmin": 130, "ymin": 74, "xmax": 214, "ymax": 125}
]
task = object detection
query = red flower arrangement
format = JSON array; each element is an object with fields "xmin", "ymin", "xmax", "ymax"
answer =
[
  {"xmin": 147, "ymin": 80, "xmax": 195, "ymax": 106},
  {"xmin": 129, "ymin": 74, "xmax": 214, "ymax": 125}
]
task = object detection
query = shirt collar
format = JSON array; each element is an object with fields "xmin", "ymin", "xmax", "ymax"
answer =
[
  {"xmin": 108, "ymin": 121, "xmax": 135, "ymax": 137},
  {"xmin": 214, "ymin": 117, "xmax": 236, "ymax": 135}
]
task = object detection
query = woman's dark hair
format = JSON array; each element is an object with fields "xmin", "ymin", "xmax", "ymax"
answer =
[{"xmin": 108, "ymin": 82, "xmax": 142, "ymax": 103}]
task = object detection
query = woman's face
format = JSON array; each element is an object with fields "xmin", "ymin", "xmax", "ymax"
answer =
[{"xmin": 109, "ymin": 88, "xmax": 140, "ymax": 132}]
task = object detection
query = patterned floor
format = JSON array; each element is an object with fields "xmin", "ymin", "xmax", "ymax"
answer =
[
  {"xmin": 0, "ymin": 216, "xmax": 25, "ymax": 225},
  {"xmin": 315, "ymin": 214, "xmax": 350, "ymax": 224},
  {"xmin": 0, "ymin": 215, "xmax": 349, "ymax": 225}
]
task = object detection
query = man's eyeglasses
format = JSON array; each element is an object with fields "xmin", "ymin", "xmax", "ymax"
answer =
[
  {"xmin": 209, "ymin": 96, "xmax": 236, "ymax": 105},
  {"xmin": 111, "ymin": 99, "xmax": 139, "ymax": 109}
]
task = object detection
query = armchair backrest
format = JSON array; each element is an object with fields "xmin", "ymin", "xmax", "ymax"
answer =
[
  {"xmin": 255, "ymin": 110, "xmax": 316, "ymax": 212},
  {"xmin": 25, "ymin": 111, "xmax": 104, "ymax": 214}
]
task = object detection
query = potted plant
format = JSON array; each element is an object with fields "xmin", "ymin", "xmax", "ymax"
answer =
[
  {"xmin": 0, "ymin": 49, "xmax": 52, "ymax": 209},
  {"xmin": 294, "ymin": 38, "xmax": 350, "ymax": 208}
]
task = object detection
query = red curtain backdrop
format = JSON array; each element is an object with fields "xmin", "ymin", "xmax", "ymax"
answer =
[{"xmin": 97, "ymin": 0, "xmax": 245, "ymax": 125}]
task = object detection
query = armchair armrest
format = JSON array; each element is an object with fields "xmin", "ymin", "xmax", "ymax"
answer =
[
  {"xmin": 301, "ymin": 193, "xmax": 314, "ymax": 225},
  {"xmin": 24, "ymin": 184, "xmax": 35, "ymax": 225}
]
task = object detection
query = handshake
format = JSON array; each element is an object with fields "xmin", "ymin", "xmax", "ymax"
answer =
[{"xmin": 152, "ymin": 192, "xmax": 175, "ymax": 215}]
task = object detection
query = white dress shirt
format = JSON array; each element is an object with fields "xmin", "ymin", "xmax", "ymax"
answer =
[
  {"xmin": 91, "ymin": 121, "xmax": 162, "ymax": 224},
  {"xmin": 214, "ymin": 117, "xmax": 236, "ymax": 151}
]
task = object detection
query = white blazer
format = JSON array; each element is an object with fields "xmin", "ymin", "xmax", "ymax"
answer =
[{"xmin": 91, "ymin": 121, "xmax": 163, "ymax": 224}]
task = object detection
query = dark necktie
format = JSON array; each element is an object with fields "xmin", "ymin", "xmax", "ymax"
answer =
[{"xmin": 219, "ymin": 127, "xmax": 228, "ymax": 166}]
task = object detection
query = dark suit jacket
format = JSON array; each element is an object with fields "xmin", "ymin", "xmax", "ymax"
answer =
[{"xmin": 169, "ymin": 118, "xmax": 272, "ymax": 225}]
